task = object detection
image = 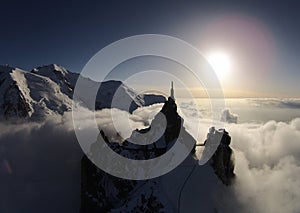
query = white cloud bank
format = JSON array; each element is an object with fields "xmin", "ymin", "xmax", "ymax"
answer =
[
  {"xmin": 0, "ymin": 104, "xmax": 300, "ymax": 213},
  {"xmin": 249, "ymin": 98, "xmax": 300, "ymax": 109},
  {"xmin": 221, "ymin": 118, "xmax": 300, "ymax": 213}
]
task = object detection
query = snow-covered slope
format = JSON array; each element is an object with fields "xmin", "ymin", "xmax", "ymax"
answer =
[
  {"xmin": 0, "ymin": 65, "xmax": 35, "ymax": 118},
  {"xmin": 0, "ymin": 64, "xmax": 166, "ymax": 120},
  {"xmin": 31, "ymin": 64, "xmax": 78, "ymax": 99},
  {"xmin": 0, "ymin": 65, "xmax": 73, "ymax": 119}
]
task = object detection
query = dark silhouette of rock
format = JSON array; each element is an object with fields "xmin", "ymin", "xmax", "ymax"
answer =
[
  {"xmin": 207, "ymin": 128, "xmax": 235, "ymax": 185},
  {"xmin": 80, "ymin": 97, "xmax": 235, "ymax": 212}
]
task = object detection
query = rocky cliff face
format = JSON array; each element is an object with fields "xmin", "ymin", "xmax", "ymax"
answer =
[
  {"xmin": 0, "ymin": 66, "xmax": 33, "ymax": 118},
  {"xmin": 80, "ymin": 97, "xmax": 235, "ymax": 212},
  {"xmin": 203, "ymin": 127, "xmax": 235, "ymax": 185}
]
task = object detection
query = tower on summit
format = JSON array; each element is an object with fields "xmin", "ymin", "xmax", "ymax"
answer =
[{"xmin": 170, "ymin": 81, "xmax": 175, "ymax": 100}]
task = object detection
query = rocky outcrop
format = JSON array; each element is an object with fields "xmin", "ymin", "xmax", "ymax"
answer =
[
  {"xmin": 80, "ymin": 97, "xmax": 235, "ymax": 212},
  {"xmin": 80, "ymin": 97, "xmax": 185, "ymax": 212},
  {"xmin": 2, "ymin": 83, "xmax": 32, "ymax": 118},
  {"xmin": 0, "ymin": 66, "xmax": 33, "ymax": 118},
  {"xmin": 203, "ymin": 127, "xmax": 235, "ymax": 185}
]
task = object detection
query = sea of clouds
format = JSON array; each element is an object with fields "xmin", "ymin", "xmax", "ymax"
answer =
[
  {"xmin": 0, "ymin": 99, "xmax": 300, "ymax": 213},
  {"xmin": 222, "ymin": 118, "xmax": 300, "ymax": 213}
]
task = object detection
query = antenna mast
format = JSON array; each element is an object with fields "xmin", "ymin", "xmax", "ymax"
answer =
[{"xmin": 170, "ymin": 81, "xmax": 175, "ymax": 100}]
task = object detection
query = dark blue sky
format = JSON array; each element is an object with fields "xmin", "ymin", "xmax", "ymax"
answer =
[
  {"xmin": 0, "ymin": 0, "xmax": 298, "ymax": 70},
  {"xmin": 1, "ymin": 0, "xmax": 300, "ymax": 96}
]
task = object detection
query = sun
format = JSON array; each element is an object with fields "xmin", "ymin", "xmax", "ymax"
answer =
[{"xmin": 207, "ymin": 52, "xmax": 232, "ymax": 80}]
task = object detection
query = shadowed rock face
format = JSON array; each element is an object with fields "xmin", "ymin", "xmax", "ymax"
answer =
[
  {"xmin": 3, "ymin": 83, "xmax": 32, "ymax": 118},
  {"xmin": 80, "ymin": 97, "xmax": 235, "ymax": 212},
  {"xmin": 208, "ymin": 129, "xmax": 235, "ymax": 185}
]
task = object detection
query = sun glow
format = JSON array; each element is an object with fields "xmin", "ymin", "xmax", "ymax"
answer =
[{"xmin": 207, "ymin": 52, "xmax": 232, "ymax": 80}]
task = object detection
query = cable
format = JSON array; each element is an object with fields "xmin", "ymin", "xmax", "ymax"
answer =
[{"xmin": 177, "ymin": 163, "xmax": 197, "ymax": 213}]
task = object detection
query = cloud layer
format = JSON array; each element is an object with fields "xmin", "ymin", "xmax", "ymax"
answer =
[
  {"xmin": 0, "ymin": 103, "xmax": 300, "ymax": 213},
  {"xmin": 223, "ymin": 118, "xmax": 300, "ymax": 213}
]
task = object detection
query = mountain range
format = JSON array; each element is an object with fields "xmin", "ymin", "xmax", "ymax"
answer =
[{"xmin": 0, "ymin": 64, "xmax": 165, "ymax": 120}]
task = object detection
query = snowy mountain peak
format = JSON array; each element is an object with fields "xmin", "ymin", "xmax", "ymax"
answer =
[
  {"xmin": 0, "ymin": 64, "xmax": 14, "ymax": 73},
  {"xmin": 32, "ymin": 64, "xmax": 69, "ymax": 76},
  {"xmin": 0, "ymin": 65, "xmax": 27, "ymax": 76}
]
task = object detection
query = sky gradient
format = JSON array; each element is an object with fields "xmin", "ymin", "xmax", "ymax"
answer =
[{"xmin": 1, "ymin": 0, "xmax": 300, "ymax": 97}]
